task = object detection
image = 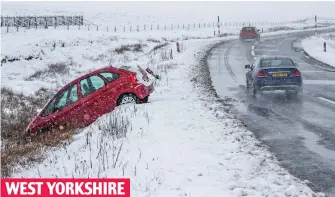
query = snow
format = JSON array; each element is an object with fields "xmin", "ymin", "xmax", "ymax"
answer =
[
  {"xmin": 301, "ymin": 33, "xmax": 335, "ymax": 67},
  {"xmin": 1, "ymin": 30, "xmax": 170, "ymax": 95},
  {"xmin": 2, "ymin": 3, "xmax": 334, "ymax": 195},
  {"xmin": 2, "ymin": 1, "xmax": 335, "ymax": 23},
  {"xmin": 3, "ymin": 17, "xmax": 335, "ymax": 36},
  {"xmin": 2, "ymin": 27, "xmax": 327, "ymax": 197},
  {"xmin": 6, "ymin": 26, "xmax": 335, "ymax": 96},
  {"xmin": 3, "ymin": 1, "xmax": 335, "ymax": 36}
]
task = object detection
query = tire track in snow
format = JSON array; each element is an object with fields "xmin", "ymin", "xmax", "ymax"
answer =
[{"xmin": 223, "ymin": 42, "xmax": 237, "ymax": 82}]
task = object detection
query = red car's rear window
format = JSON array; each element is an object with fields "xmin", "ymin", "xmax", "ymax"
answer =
[{"xmin": 242, "ymin": 27, "xmax": 256, "ymax": 31}]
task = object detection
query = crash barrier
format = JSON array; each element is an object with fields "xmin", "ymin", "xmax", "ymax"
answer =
[{"xmin": 2, "ymin": 16, "xmax": 335, "ymax": 34}]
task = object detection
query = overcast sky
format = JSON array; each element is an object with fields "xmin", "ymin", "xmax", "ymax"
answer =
[{"xmin": 2, "ymin": 1, "xmax": 335, "ymax": 22}]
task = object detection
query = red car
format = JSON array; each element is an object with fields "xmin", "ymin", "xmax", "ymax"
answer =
[
  {"xmin": 239, "ymin": 26, "xmax": 260, "ymax": 42},
  {"xmin": 26, "ymin": 66, "xmax": 153, "ymax": 135}
]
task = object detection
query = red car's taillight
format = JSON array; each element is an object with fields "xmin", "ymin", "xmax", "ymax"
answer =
[
  {"xmin": 256, "ymin": 72, "xmax": 269, "ymax": 77},
  {"xmin": 130, "ymin": 73, "xmax": 138, "ymax": 84},
  {"xmin": 291, "ymin": 71, "xmax": 301, "ymax": 76}
]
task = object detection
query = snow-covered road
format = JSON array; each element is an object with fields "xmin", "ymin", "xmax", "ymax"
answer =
[{"xmin": 207, "ymin": 29, "xmax": 335, "ymax": 196}]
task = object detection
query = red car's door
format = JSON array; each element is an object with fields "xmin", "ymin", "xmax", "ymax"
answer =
[
  {"xmin": 98, "ymin": 71, "xmax": 123, "ymax": 110},
  {"xmin": 38, "ymin": 83, "xmax": 83, "ymax": 131},
  {"xmin": 52, "ymin": 83, "xmax": 84, "ymax": 129},
  {"xmin": 78, "ymin": 74, "xmax": 110, "ymax": 124}
]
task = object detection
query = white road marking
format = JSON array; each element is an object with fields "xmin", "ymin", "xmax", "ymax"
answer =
[
  {"xmin": 253, "ymin": 49, "xmax": 279, "ymax": 52},
  {"xmin": 250, "ymin": 41, "xmax": 259, "ymax": 57},
  {"xmin": 318, "ymin": 97, "xmax": 335, "ymax": 105},
  {"xmin": 303, "ymin": 80, "xmax": 335, "ymax": 85},
  {"xmin": 301, "ymin": 70, "xmax": 331, "ymax": 73}
]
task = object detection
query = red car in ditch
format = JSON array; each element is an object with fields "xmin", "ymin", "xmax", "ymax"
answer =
[{"xmin": 26, "ymin": 66, "xmax": 154, "ymax": 135}]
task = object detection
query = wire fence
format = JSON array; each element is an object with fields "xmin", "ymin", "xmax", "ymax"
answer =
[{"xmin": 2, "ymin": 15, "xmax": 334, "ymax": 35}]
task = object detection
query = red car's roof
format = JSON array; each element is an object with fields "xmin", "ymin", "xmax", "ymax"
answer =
[{"xmin": 55, "ymin": 66, "xmax": 127, "ymax": 94}]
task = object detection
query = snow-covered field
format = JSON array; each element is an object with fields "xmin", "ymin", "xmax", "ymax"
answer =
[
  {"xmin": 3, "ymin": 26, "xmax": 335, "ymax": 96},
  {"xmin": 2, "ymin": 2, "xmax": 335, "ymax": 196},
  {"xmin": 3, "ymin": 2, "xmax": 335, "ymax": 35},
  {"xmin": 301, "ymin": 33, "xmax": 335, "ymax": 67},
  {"xmin": 2, "ymin": 27, "xmax": 331, "ymax": 196},
  {"xmin": 1, "ymin": 30, "xmax": 174, "ymax": 95},
  {"xmin": 3, "ymin": 16, "xmax": 335, "ymax": 36}
]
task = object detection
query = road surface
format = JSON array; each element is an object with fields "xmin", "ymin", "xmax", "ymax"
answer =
[{"xmin": 207, "ymin": 30, "xmax": 335, "ymax": 196}]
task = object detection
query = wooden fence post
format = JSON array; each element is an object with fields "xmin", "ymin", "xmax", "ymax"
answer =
[
  {"xmin": 28, "ymin": 16, "xmax": 31, "ymax": 29},
  {"xmin": 114, "ymin": 26, "xmax": 116, "ymax": 32},
  {"xmin": 54, "ymin": 16, "xmax": 57, "ymax": 29},
  {"xmin": 45, "ymin": 16, "xmax": 48, "ymax": 29},
  {"xmin": 78, "ymin": 16, "xmax": 81, "ymax": 30},
  {"xmin": 96, "ymin": 25, "xmax": 98, "ymax": 31},
  {"xmin": 14, "ymin": 17, "xmax": 19, "ymax": 32},
  {"xmin": 34, "ymin": 16, "xmax": 37, "ymax": 29},
  {"xmin": 6, "ymin": 16, "xmax": 8, "ymax": 27}
]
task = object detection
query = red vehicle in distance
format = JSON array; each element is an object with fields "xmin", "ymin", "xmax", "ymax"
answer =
[
  {"xmin": 26, "ymin": 66, "xmax": 153, "ymax": 135},
  {"xmin": 239, "ymin": 26, "xmax": 261, "ymax": 42}
]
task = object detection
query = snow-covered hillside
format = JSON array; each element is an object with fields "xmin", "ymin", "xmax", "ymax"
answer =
[{"xmin": 2, "ymin": 2, "xmax": 335, "ymax": 196}]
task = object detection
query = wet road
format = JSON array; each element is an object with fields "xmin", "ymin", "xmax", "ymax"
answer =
[{"xmin": 207, "ymin": 30, "xmax": 335, "ymax": 196}]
